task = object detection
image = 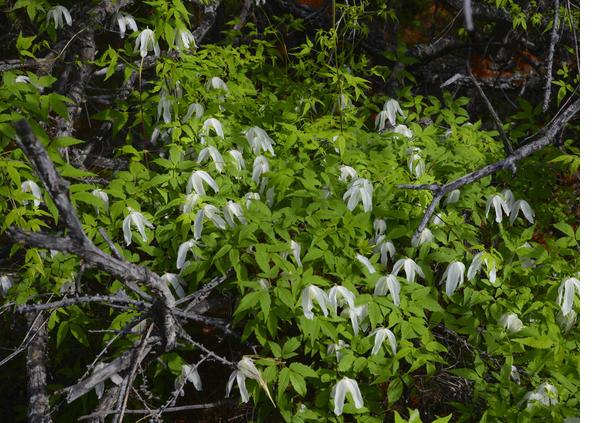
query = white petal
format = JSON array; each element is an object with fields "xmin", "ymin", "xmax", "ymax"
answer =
[
  {"xmin": 467, "ymin": 253, "xmax": 483, "ymax": 281},
  {"xmin": 122, "ymin": 215, "xmax": 132, "ymax": 246},
  {"xmin": 356, "ymin": 254, "xmax": 376, "ymax": 274}
]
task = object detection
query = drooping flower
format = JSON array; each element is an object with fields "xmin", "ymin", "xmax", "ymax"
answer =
[
  {"xmin": 343, "ymin": 178, "xmax": 373, "ymax": 212},
  {"xmin": 176, "ymin": 240, "xmax": 197, "ymax": 269},
  {"xmin": 375, "ymin": 239, "xmax": 396, "ymax": 266},
  {"xmin": 444, "ymin": 189, "xmax": 460, "ymax": 205},
  {"xmin": 15, "ymin": 75, "xmax": 31, "ymax": 84},
  {"xmin": 509, "ymin": 199, "xmax": 535, "ymax": 225},
  {"xmin": 223, "ymin": 201, "xmax": 246, "ymax": 228},
  {"xmin": 301, "ymin": 285, "xmax": 329, "ymax": 319},
  {"xmin": 339, "ymin": 165, "xmax": 358, "ymax": 183},
  {"xmin": 245, "ymin": 127, "xmax": 275, "ymax": 156},
  {"xmin": 46, "ymin": 5, "xmax": 72, "ymax": 29},
  {"xmin": 182, "ymin": 193, "xmax": 201, "ymax": 214},
  {"xmin": 375, "ymin": 274, "xmax": 401, "ymax": 305},
  {"xmin": 467, "ymin": 252, "xmax": 498, "ymax": 284},
  {"xmin": 0, "ymin": 275, "xmax": 13, "ymax": 297},
  {"xmin": 327, "ymin": 340, "xmax": 349, "ymax": 362},
  {"xmin": 392, "ymin": 124, "xmax": 413, "ymax": 138},
  {"xmin": 228, "ymin": 149, "xmax": 246, "ymax": 171},
  {"xmin": 332, "ymin": 377, "xmax": 364, "ymax": 416},
  {"xmin": 135, "ymin": 28, "xmax": 160, "ymax": 58},
  {"xmin": 92, "ymin": 189, "xmax": 109, "ymax": 214},
  {"xmin": 21, "ymin": 180, "xmax": 43, "ymax": 207},
  {"xmin": 194, "ymin": 205, "xmax": 227, "ymax": 239},
  {"xmin": 186, "ymin": 170, "xmax": 219, "ymax": 195},
  {"xmin": 356, "ymin": 254, "xmax": 376, "ymax": 274},
  {"xmin": 501, "ymin": 189, "xmax": 515, "ymax": 206},
  {"xmin": 93, "ymin": 362, "xmax": 123, "ymax": 399},
  {"xmin": 244, "ymin": 192, "xmax": 260, "ymax": 208},
  {"xmin": 175, "ymin": 363, "xmax": 202, "ymax": 395},
  {"xmin": 557, "ymin": 277, "xmax": 580, "ymax": 316},
  {"xmin": 375, "ymin": 110, "xmax": 393, "ymax": 132},
  {"xmin": 174, "ymin": 28, "xmax": 196, "ymax": 51},
  {"xmin": 290, "ymin": 240, "xmax": 302, "ymax": 268},
  {"xmin": 439, "ymin": 261, "xmax": 465, "ymax": 296},
  {"xmin": 123, "ymin": 207, "xmax": 154, "ymax": 245},
  {"xmin": 510, "ymin": 365, "xmax": 521, "ymax": 384},
  {"xmin": 383, "ymin": 99, "xmax": 405, "ymax": 124},
  {"xmin": 485, "ymin": 193, "xmax": 511, "ymax": 223},
  {"xmin": 407, "ymin": 148, "xmax": 425, "ymax": 177},
  {"xmin": 206, "ymin": 77, "xmax": 229, "ymax": 92},
  {"xmin": 182, "ymin": 103, "xmax": 204, "ymax": 122},
  {"xmin": 411, "ymin": 228, "xmax": 434, "ymax": 247},
  {"xmin": 114, "ymin": 12, "xmax": 137, "ymax": 38},
  {"xmin": 499, "ymin": 312, "xmax": 523, "ymax": 333},
  {"xmin": 373, "ymin": 218, "xmax": 386, "ymax": 236},
  {"xmin": 344, "ymin": 304, "xmax": 368, "ymax": 335},
  {"xmin": 161, "ymin": 273, "xmax": 187, "ymax": 297},
  {"xmin": 371, "ymin": 327, "xmax": 397, "ymax": 355},
  {"xmin": 525, "ymin": 382, "xmax": 558, "ymax": 409},
  {"xmin": 197, "ymin": 146, "xmax": 225, "ymax": 173},
  {"xmin": 157, "ymin": 94, "xmax": 172, "ymax": 123},
  {"xmin": 202, "ymin": 118, "xmax": 224, "ymax": 138},
  {"xmin": 252, "ymin": 156, "xmax": 270, "ymax": 184},
  {"xmin": 226, "ymin": 357, "xmax": 274, "ymax": 405},
  {"xmin": 328, "ymin": 285, "xmax": 355, "ymax": 315},
  {"xmin": 391, "ymin": 258, "xmax": 425, "ymax": 283}
]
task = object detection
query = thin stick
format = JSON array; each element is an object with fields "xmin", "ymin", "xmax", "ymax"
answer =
[{"xmin": 543, "ymin": 0, "xmax": 561, "ymax": 112}]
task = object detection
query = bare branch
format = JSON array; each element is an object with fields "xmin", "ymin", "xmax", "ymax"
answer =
[
  {"xmin": 78, "ymin": 401, "xmax": 230, "ymax": 420},
  {"xmin": 463, "ymin": 0, "xmax": 474, "ymax": 31},
  {"xmin": 26, "ymin": 311, "xmax": 51, "ymax": 423},
  {"xmin": 543, "ymin": 0, "xmax": 561, "ymax": 112}
]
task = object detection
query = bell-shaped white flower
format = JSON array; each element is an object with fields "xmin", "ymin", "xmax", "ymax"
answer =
[
  {"xmin": 157, "ymin": 94, "xmax": 172, "ymax": 123},
  {"xmin": 182, "ymin": 193, "xmax": 200, "ymax": 214},
  {"xmin": 467, "ymin": 252, "xmax": 498, "ymax": 284},
  {"xmin": 557, "ymin": 277, "xmax": 580, "ymax": 316},
  {"xmin": 0, "ymin": 275, "xmax": 13, "ymax": 297},
  {"xmin": 245, "ymin": 127, "xmax": 275, "ymax": 156},
  {"xmin": 223, "ymin": 201, "xmax": 246, "ymax": 228},
  {"xmin": 373, "ymin": 218, "xmax": 386, "ymax": 236},
  {"xmin": 327, "ymin": 340, "xmax": 349, "ymax": 362},
  {"xmin": 384, "ymin": 99, "xmax": 405, "ymax": 124},
  {"xmin": 123, "ymin": 207, "xmax": 154, "ymax": 245},
  {"xmin": 356, "ymin": 253, "xmax": 376, "ymax": 274},
  {"xmin": 499, "ymin": 312, "xmax": 523, "ymax": 333},
  {"xmin": 46, "ymin": 5, "xmax": 72, "ymax": 29},
  {"xmin": 501, "ymin": 189, "xmax": 515, "ymax": 206},
  {"xmin": 392, "ymin": 124, "xmax": 413, "ymax": 138},
  {"xmin": 21, "ymin": 180, "xmax": 43, "ymax": 207},
  {"xmin": 375, "ymin": 274, "xmax": 401, "ymax": 305},
  {"xmin": 392, "ymin": 258, "xmax": 424, "ymax": 283},
  {"xmin": 244, "ymin": 192, "xmax": 260, "ymax": 208},
  {"xmin": 175, "ymin": 363, "xmax": 202, "ymax": 395},
  {"xmin": 194, "ymin": 205, "xmax": 227, "ymax": 239},
  {"xmin": 375, "ymin": 239, "xmax": 396, "ymax": 265},
  {"xmin": 343, "ymin": 304, "xmax": 369, "ymax": 335},
  {"xmin": 328, "ymin": 285, "xmax": 355, "ymax": 315},
  {"xmin": 186, "ymin": 170, "xmax": 219, "ymax": 195},
  {"xmin": 332, "ymin": 377, "xmax": 364, "ymax": 416},
  {"xmin": 510, "ymin": 365, "xmax": 521, "ymax": 384},
  {"xmin": 412, "ymin": 228, "xmax": 434, "ymax": 247},
  {"xmin": 135, "ymin": 28, "xmax": 160, "ymax": 58},
  {"xmin": 197, "ymin": 146, "xmax": 225, "ymax": 173},
  {"xmin": 176, "ymin": 240, "xmax": 197, "ymax": 269},
  {"xmin": 114, "ymin": 12, "xmax": 137, "ymax": 38},
  {"xmin": 93, "ymin": 362, "xmax": 124, "ymax": 399},
  {"xmin": 343, "ymin": 178, "xmax": 373, "ymax": 212},
  {"xmin": 15, "ymin": 75, "xmax": 31, "ymax": 84},
  {"xmin": 290, "ymin": 240, "xmax": 302, "ymax": 268},
  {"xmin": 375, "ymin": 110, "xmax": 392, "ymax": 132},
  {"xmin": 509, "ymin": 199, "xmax": 535, "ymax": 225},
  {"xmin": 407, "ymin": 149, "xmax": 425, "ymax": 177},
  {"xmin": 301, "ymin": 285, "xmax": 329, "ymax": 319},
  {"xmin": 439, "ymin": 261, "xmax": 465, "ymax": 296},
  {"xmin": 371, "ymin": 327, "xmax": 397, "ymax": 355},
  {"xmin": 226, "ymin": 357, "xmax": 273, "ymax": 405},
  {"xmin": 339, "ymin": 165, "xmax": 358, "ymax": 183},
  {"xmin": 444, "ymin": 189, "xmax": 460, "ymax": 205},
  {"xmin": 91, "ymin": 189, "xmax": 109, "ymax": 214},
  {"xmin": 486, "ymin": 194, "xmax": 511, "ymax": 223},
  {"xmin": 174, "ymin": 28, "xmax": 196, "ymax": 51},
  {"xmin": 202, "ymin": 118, "xmax": 224, "ymax": 138},
  {"xmin": 161, "ymin": 273, "xmax": 187, "ymax": 297},
  {"xmin": 252, "ymin": 156, "xmax": 270, "ymax": 184},
  {"xmin": 525, "ymin": 382, "xmax": 558, "ymax": 409},
  {"xmin": 228, "ymin": 149, "xmax": 246, "ymax": 171},
  {"xmin": 206, "ymin": 77, "xmax": 229, "ymax": 92},
  {"xmin": 182, "ymin": 103, "xmax": 204, "ymax": 122}
]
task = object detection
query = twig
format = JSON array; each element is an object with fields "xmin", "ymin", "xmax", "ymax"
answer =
[
  {"xmin": 77, "ymin": 401, "xmax": 230, "ymax": 420},
  {"xmin": 463, "ymin": 0, "xmax": 474, "ymax": 31},
  {"xmin": 17, "ymin": 295, "xmax": 149, "ymax": 313},
  {"xmin": 543, "ymin": 0, "xmax": 561, "ymax": 112},
  {"xmin": 26, "ymin": 311, "xmax": 51, "ymax": 423}
]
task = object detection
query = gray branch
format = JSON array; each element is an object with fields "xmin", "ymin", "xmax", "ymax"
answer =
[
  {"xmin": 26, "ymin": 312, "xmax": 51, "ymax": 423},
  {"xmin": 543, "ymin": 0, "xmax": 561, "ymax": 112}
]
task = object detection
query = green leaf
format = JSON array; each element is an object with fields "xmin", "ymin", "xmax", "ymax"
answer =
[
  {"xmin": 289, "ymin": 371, "xmax": 307, "ymax": 396},
  {"xmin": 289, "ymin": 363, "xmax": 317, "ymax": 378},
  {"xmin": 514, "ymin": 336, "xmax": 553, "ymax": 349}
]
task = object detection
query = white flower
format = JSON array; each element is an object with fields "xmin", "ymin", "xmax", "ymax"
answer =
[
  {"xmin": 223, "ymin": 201, "xmax": 246, "ymax": 228},
  {"xmin": 557, "ymin": 309, "xmax": 578, "ymax": 332},
  {"xmin": 391, "ymin": 258, "xmax": 424, "ymax": 283},
  {"xmin": 344, "ymin": 304, "xmax": 369, "ymax": 335},
  {"xmin": 194, "ymin": 205, "xmax": 227, "ymax": 239},
  {"xmin": 557, "ymin": 277, "xmax": 580, "ymax": 316},
  {"xmin": 356, "ymin": 254, "xmax": 376, "ymax": 274},
  {"xmin": 202, "ymin": 118, "xmax": 224, "ymax": 138},
  {"xmin": 91, "ymin": 189, "xmax": 109, "ymax": 214},
  {"xmin": 328, "ymin": 285, "xmax": 355, "ymax": 315},
  {"xmin": 93, "ymin": 362, "xmax": 123, "ymax": 399},
  {"xmin": 510, "ymin": 365, "xmax": 521, "ymax": 384},
  {"xmin": 486, "ymin": 194, "xmax": 511, "ymax": 223},
  {"xmin": 252, "ymin": 156, "xmax": 270, "ymax": 184},
  {"xmin": 301, "ymin": 285, "xmax": 329, "ymax": 319},
  {"xmin": 228, "ymin": 150, "xmax": 246, "ymax": 171},
  {"xmin": 371, "ymin": 327, "xmax": 397, "ymax": 355},
  {"xmin": 439, "ymin": 261, "xmax": 465, "ymax": 296},
  {"xmin": 407, "ymin": 149, "xmax": 425, "ymax": 177},
  {"xmin": 509, "ymin": 199, "xmax": 535, "ymax": 225},
  {"xmin": 432, "ymin": 213, "xmax": 445, "ymax": 226},
  {"xmin": 135, "ymin": 28, "xmax": 160, "ymax": 58},
  {"xmin": 161, "ymin": 273, "xmax": 187, "ymax": 297},
  {"xmin": 245, "ymin": 127, "xmax": 275, "ymax": 156},
  {"xmin": 226, "ymin": 357, "xmax": 274, "ymax": 405},
  {"xmin": 46, "ymin": 5, "xmax": 72, "ymax": 29},
  {"xmin": 21, "ymin": 180, "xmax": 42, "ymax": 207},
  {"xmin": 206, "ymin": 77, "xmax": 229, "ymax": 92},
  {"xmin": 174, "ymin": 28, "xmax": 195, "ymax": 50},
  {"xmin": 290, "ymin": 240, "xmax": 302, "ymax": 268},
  {"xmin": 375, "ymin": 274, "xmax": 401, "ymax": 305},
  {"xmin": 175, "ymin": 364, "xmax": 202, "ymax": 395},
  {"xmin": 467, "ymin": 252, "xmax": 498, "ymax": 284},
  {"xmin": 0, "ymin": 275, "xmax": 13, "ymax": 297},
  {"xmin": 339, "ymin": 165, "xmax": 358, "ymax": 183},
  {"xmin": 186, "ymin": 170, "xmax": 219, "ymax": 195},
  {"xmin": 114, "ymin": 12, "xmax": 137, "ymax": 38},
  {"xmin": 183, "ymin": 103, "xmax": 204, "ymax": 122},
  {"xmin": 375, "ymin": 239, "xmax": 396, "ymax": 265},
  {"xmin": 525, "ymin": 382, "xmax": 558, "ymax": 409},
  {"xmin": 15, "ymin": 75, "xmax": 30, "ymax": 84},
  {"xmin": 501, "ymin": 189, "xmax": 515, "ymax": 206},
  {"xmin": 123, "ymin": 207, "xmax": 154, "ymax": 245},
  {"xmin": 444, "ymin": 189, "xmax": 460, "ymax": 205},
  {"xmin": 343, "ymin": 178, "xmax": 373, "ymax": 212},
  {"xmin": 182, "ymin": 193, "xmax": 200, "ymax": 214},
  {"xmin": 244, "ymin": 192, "xmax": 260, "ymax": 208},
  {"xmin": 157, "ymin": 94, "xmax": 172, "ymax": 123},
  {"xmin": 373, "ymin": 218, "xmax": 386, "ymax": 236},
  {"xmin": 375, "ymin": 110, "xmax": 392, "ymax": 132},
  {"xmin": 176, "ymin": 240, "xmax": 197, "ymax": 269},
  {"xmin": 327, "ymin": 340, "xmax": 349, "ymax": 362},
  {"xmin": 411, "ymin": 228, "xmax": 434, "ymax": 247},
  {"xmin": 332, "ymin": 377, "xmax": 364, "ymax": 416},
  {"xmin": 197, "ymin": 146, "xmax": 225, "ymax": 173},
  {"xmin": 499, "ymin": 312, "xmax": 523, "ymax": 333},
  {"xmin": 383, "ymin": 99, "xmax": 405, "ymax": 125},
  {"xmin": 392, "ymin": 124, "xmax": 413, "ymax": 138}
]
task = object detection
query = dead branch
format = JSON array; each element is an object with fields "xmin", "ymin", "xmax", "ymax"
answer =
[
  {"xmin": 77, "ymin": 401, "xmax": 231, "ymax": 420},
  {"xmin": 543, "ymin": 0, "xmax": 561, "ymax": 112},
  {"xmin": 26, "ymin": 311, "xmax": 51, "ymax": 423}
]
